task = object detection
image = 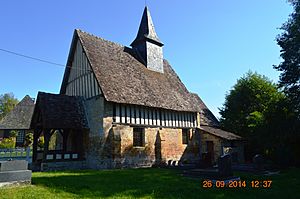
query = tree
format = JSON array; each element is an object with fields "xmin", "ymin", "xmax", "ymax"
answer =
[
  {"xmin": 219, "ymin": 72, "xmax": 285, "ymax": 160},
  {"xmin": 0, "ymin": 93, "xmax": 19, "ymax": 120},
  {"xmin": 275, "ymin": 0, "xmax": 300, "ymax": 118}
]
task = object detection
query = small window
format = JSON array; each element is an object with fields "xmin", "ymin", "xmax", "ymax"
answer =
[
  {"xmin": 182, "ymin": 129, "xmax": 190, "ymax": 144},
  {"xmin": 16, "ymin": 130, "xmax": 25, "ymax": 143},
  {"xmin": 133, "ymin": 128, "xmax": 145, "ymax": 147}
]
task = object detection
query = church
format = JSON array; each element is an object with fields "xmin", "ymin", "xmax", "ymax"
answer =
[{"xmin": 30, "ymin": 7, "xmax": 244, "ymax": 170}]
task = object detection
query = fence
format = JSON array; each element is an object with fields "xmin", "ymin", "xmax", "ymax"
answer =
[{"xmin": 0, "ymin": 147, "xmax": 32, "ymax": 162}]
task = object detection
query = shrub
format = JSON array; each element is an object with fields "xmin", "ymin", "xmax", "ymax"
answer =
[
  {"xmin": 9, "ymin": 130, "xmax": 18, "ymax": 137},
  {"xmin": 0, "ymin": 137, "xmax": 15, "ymax": 149},
  {"xmin": 24, "ymin": 132, "xmax": 33, "ymax": 147},
  {"xmin": 38, "ymin": 136, "xmax": 44, "ymax": 148}
]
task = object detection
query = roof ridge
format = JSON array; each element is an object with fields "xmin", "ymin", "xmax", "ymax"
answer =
[{"xmin": 76, "ymin": 29, "xmax": 125, "ymax": 48}]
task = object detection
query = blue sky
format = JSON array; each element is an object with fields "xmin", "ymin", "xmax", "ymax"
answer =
[{"xmin": 0, "ymin": 1, "xmax": 292, "ymax": 118}]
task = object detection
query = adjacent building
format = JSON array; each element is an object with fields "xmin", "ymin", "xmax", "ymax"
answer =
[{"xmin": 0, "ymin": 95, "xmax": 35, "ymax": 147}]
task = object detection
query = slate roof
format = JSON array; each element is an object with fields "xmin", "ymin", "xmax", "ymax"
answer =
[
  {"xmin": 61, "ymin": 29, "xmax": 201, "ymax": 112},
  {"xmin": 189, "ymin": 94, "xmax": 243, "ymax": 140},
  {"xmin": 190, "ymin": 93, "xmax": 220, "ymax": 127},
  {"xmin": 200, "ymin": 126, "xmax": 243, "ymax": 141},
  {"xmin": 31, "ymin": 92, "xmax": 88, "ymax": 129},
  {"xmin": 131, "ymin": 6, "xmax": 163, "ymax": 47},
  {"xmin": 0, "ymin": 95, "xmax": 35, "ymax": 130}
]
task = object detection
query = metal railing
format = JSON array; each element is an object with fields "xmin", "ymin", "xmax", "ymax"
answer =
[{"xmin": 0, "ymin": 147, "xmax": 32, "ymax": 162}]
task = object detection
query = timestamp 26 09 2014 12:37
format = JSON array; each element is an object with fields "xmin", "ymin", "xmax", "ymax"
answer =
[{"xmin": 202, "ymin": 180, "xmax": 272, "ymax": 188}]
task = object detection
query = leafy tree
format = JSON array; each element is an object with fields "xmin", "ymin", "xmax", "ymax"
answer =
[
  {"xmin": 0, "ymin": 93, "xmax": 19, "ymax": 120},
  {"xmin": 275, "ymin": 0, "xmax": 300, "ymax": 118},
  {"xmin": 219, "ymin": 72, "xmax": 285, "ymax": 160}
]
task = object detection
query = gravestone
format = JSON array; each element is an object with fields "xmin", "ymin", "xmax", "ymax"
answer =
[
  {"xmin": 218, "ymin": 154, "xmax": 233, "ymax": 177},
  {"xmin": 0, "ymin": 160, "xmax": 31, "ymax": 187},
  {"xmin": 253, "ymin": 154, "xmax": 264, "ymax": 171}
]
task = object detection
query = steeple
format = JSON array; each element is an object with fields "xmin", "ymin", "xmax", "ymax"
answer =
[{"xmin": 131, "ymin": 6, "xmax": 164, "ymax": 73}]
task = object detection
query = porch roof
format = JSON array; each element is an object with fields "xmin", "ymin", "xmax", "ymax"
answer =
[{"xmin": 30, "ymin": 92, "xmax": 88, "ymax": 130}]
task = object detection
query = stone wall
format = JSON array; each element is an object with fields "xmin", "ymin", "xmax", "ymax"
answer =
[
  {"xmin": 200, "ymin": 131, "xmax": 244, "ymax": 164},
  {"xmin": 41, "ymin": 161, "xmax": 86, "ymax": 171},
  {"xmin": 110, "ymin": 126, "xmax": 201, "ymax": 168},
  {"xmin": 84, "ymin": 97, "xmax": 202, "ymax": 169},
  {"xmin": 84, "ymin": 96, "xmax": 114, "ymax": 169},
  {"xmin": 200, "ymin": 131, "xmax": 223, "ymax": 164}
]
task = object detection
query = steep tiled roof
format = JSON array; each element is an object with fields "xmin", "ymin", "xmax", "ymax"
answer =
[
  {"xmin": 0, "ymin": 95, "xmax": 35, "ymax": 129},
  {"xmin": 61, "ymin": 29, "xmax": 201, "ymax": 112},
  {"xmin": 31, "ymin": 92, "xmax": 88, "ymax": 129},
  {"xmin": 190, "ymin": 93, "xmax": 220, "ymax": 126},
  {"xmin": 189, "ymin": 93, "xmax": 243, "ymax": 140}
]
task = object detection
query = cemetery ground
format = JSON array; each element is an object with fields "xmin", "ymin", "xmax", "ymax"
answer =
[{"xmin": 0, "ymin": 168, "xmax": 299, "ymax": 199}]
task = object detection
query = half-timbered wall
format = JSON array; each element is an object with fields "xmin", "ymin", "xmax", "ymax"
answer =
[
  {"xmin": 114, "ymin": 104, "xmax": 198, "ymax": 128},
  {"xmin": 65, "ymin": 41, "xmax": 101, "ymax": 98}
]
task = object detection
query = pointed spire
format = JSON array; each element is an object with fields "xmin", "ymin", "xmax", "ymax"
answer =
[{"xmin": 131, "ymin": 6, "xmax": 163, "ymax": 47}]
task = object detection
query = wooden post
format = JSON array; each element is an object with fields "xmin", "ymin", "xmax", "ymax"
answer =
[
  {"xmin": 32, "ymin": 128, "xmax": 41, "ymax": 162},
  {"xmin": 62, "ymin": 129, "xmax": 70, "ymax": 152},
  {"xmin": 43, "ymin": 129, "xmax": 51, "ymax": 162}
]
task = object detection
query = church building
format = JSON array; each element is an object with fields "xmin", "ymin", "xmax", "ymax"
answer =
[{"xmin": 30, "ymin": 7, "xmax": 244, "ymax": 170}]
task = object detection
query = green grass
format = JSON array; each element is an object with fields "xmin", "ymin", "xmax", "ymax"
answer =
[{"xmin": 0, "ymin": 168, "xmax": 299, "ymax": 199}]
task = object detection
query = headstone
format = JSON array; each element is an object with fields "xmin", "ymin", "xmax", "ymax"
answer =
[
  {"xmin": 253, "ymin": 154, "xmax": 264, "ymax": 171},
  {"xmin": 0, "ymin": 160, "xmax": 31, "ymax": 187},
  {"xmin": 0, "ymin": 160, "xmax": 28, "ymax": 172},
  {"xmin": 218, "ymin": 154, "xmax": 233, "ymax": 177}
]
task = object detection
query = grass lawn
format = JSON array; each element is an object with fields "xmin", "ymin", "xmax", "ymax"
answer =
[{"xmin": 0, "ymin": 168, "xmax": 299, "ymax": 199}]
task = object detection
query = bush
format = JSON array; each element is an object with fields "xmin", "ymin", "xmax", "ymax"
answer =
[
  {"xmin": 24, "ymin": 132, "xmax": 33, "ymax": 147},
  {"xmin": 9, "ymin": 130, "xmax": 18, "ymax": 137},
  {"xmin": 0, "ymin": 137, "xmax": 15, "ymax": 148},
  {"xmin": 38, "ymin": 136, "xmax": 44, "ymax": 148}
]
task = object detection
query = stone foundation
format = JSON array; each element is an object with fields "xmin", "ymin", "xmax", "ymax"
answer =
[{"xmin": 41, "ymin": 161, "xmax": 87, "ymax": 171}]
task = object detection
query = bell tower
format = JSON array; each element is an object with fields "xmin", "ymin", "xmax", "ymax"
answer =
[{"xmin": 131, "ymin": 7, "xmax": 164, "ymax": 73}]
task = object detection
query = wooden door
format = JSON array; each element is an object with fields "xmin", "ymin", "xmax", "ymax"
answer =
[{"xmin": 207, "ymin": 141, "xmax": 214, "ymax": 164}]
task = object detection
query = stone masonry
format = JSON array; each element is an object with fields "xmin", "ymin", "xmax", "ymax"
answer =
[{"xmin": 84, "ymin": 97, "xmax": 202, "ymax": 169}]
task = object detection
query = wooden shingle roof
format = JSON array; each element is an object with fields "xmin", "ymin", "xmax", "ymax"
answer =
[
  {"xmin": 61, "ymin": 29, "xmax": 201, "ymax": 113},
  {"xmin": 190, "ymin": 94, "xmax": 243, "ymax": 141},
  {"xmin": 200, "ymin": 126, "xmax": 243, "ymax": 141},
  {"xmin": 31, "ymin": 92, "xmax": 88, "ymax": 129},
  {"xmin": 0, "ymin": 95, "xmax": 35, "ymax": 130},
  {"xmin": 190, "ymin": 93, "xmax": 220, "ymax": 126}
]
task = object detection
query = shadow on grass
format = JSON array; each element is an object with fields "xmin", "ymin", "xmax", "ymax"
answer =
[
  {"xmin": 31, "ymin": 168, "xmax": 300, "ymax": 199},
  {"xmin": 32, "ymin": 168, "xmax": 202, "ymax": 199}
]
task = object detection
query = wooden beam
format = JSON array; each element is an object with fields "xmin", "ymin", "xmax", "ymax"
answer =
[
  {"xmin": 42, "ymin": 129, "xmax": 51, "ymax": 162},
  {"xmin": 126, "ymin": 105, "xmax": 131, "ymax": 124},
  {"xmin": 62, "ymin": 130, "xmax": 70, "ymax": 152},
  {"xmin": 141, "ymin": 107, "xmax": 145, "ymax": 125},
  {"xmin": 161, "ymin": 110, "xmax": 165, "ymax": 126},
  {"xmin": 32, "ymin": 128, "xmax": 42, "ymax": 162},
  {"xmin": 131, "ymin": 106, "xmax": 136, "ymax": 124},
  {"xmin": 136, "ymin": 106, "xmax": 140, "ymax": 125},
  {"xmin": 144, "ymin": 108, "xmax": 149, "ymax": 125},
  {"xmin": 115, "ymin": 104, "xmax": 120, "ymax": 123}
]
